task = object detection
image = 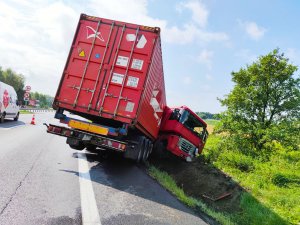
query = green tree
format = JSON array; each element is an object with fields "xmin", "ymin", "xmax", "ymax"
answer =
[
  {"xmin": 30, "ymin": 91, "xmax": 53, "ymax": 108},
  {"xmin": 0, "ymin": 67, "xmax": 25, "ymax": 100},
  {"xmin": 218, "ymin": 49, "xmax": 300, "ymax": 153},
  {"xmin": 196, "ymin": 112, "xmax": 217, "ymax": 120}
]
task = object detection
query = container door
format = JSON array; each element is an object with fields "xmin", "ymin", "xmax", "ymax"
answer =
[
  {"xmin": 61, "ymin": 19, "xmax": 117, "ymax": 112},
  {"xmin": 97, "ymin": 26, "xmax": 157, "ymax": 120},
  {"xmin": 59, "ymin": 17, "xmax": 156, "ymax": 122}
]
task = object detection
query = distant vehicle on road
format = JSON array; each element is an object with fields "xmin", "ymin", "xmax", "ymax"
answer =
[{"xmin": 0, "ymin": 81, "xmax": 20, "ymax": 123}]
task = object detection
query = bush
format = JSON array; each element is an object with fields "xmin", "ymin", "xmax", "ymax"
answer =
[
  {"xmin": 272, "ymin": 174, "xmax": 291, "ymax": 187},
  {"xmin": 221, "ymin": 151, "xmax": 255, "ymax": 172},
  {"xmin": 271, "ymin": 173, "xmax": 300, "ymax": 188}
]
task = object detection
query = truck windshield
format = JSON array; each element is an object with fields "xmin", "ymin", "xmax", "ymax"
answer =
[{"xmin": 170, "ymin": 109, "xmax": 207, "ymax": 140}]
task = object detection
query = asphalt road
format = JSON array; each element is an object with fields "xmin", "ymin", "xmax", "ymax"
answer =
[{"xmin": 0, "ymin": 112, "xmax": 208, "ymax": 225}]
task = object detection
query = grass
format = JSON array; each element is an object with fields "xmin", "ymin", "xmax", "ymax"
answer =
[
  {"xmin": 203, "ymin": 120, "xmax": 299, "ymax": 224},
  {"xmin": 205, "ymin": 119, "xmax": 220, "ymax": 134},
  {"xmin": 19, "ymin": 110, "xmax": 33, "ymax": 114},
  {"xmin": 148, "ymin": 163, "xmax": 290, "ymax": 225},
  {"xmin": 205, "ymin": 119, "xmax": 220, "ymax": 126},
  {"xmin": 149, "ymin": 119, "xmax": 297, "ymax": 224},
  {"xmin": 218, "ymin": 152, "xmax": 300, "ymax": 224},
  {"xmin": 148, "ymin": 165, "xmax": 235, "ymax": 225}
]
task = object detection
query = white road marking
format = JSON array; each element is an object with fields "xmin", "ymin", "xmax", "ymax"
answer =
[{"xmin": 78, "ymin": 151, "xmax": 102, "ymax": 225}]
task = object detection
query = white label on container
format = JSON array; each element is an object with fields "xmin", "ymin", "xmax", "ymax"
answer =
[
  {"xmin": 111, "ymin": 73, "xmax": 124, "ymax": 84},
  {"xmin": 136, "ymin": 35, "xmax": 147, "ymax": 48},
  {"xmin": 116, "ymin": 56, "xmax": 129, "ymax": 67},
  {"xmin": 125, "ymin": 102, "xmax": 135, "ymax": 112},
  {"xmin": 131, "ymin": 59, "xmax": 144, "ymax": 70},
  {"xmin": 126, "ymin": 76, "xmax": 139, "ymax": 88}
]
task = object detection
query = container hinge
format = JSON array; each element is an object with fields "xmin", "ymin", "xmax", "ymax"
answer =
[
  {"xmin": 67, "ymin": 84, "xmax": 80, "ymax": 90},
  {"xmin": 105, "ymin": 93, "xmax": 116, "ymax": 98},
  {"xmin": 120, "ymin": 96, "xmax": 132, "ymax": 101},
  {"xmin": 68, "ymin": 85, "xmax": 94, "ymax": 93},
  {"xmin": 81, "ymin": 88, "xmax": 94, "ymax": 93},
  {"xmin": 87, "ymin": 103, "xmax": 92, "ymax": 111}
]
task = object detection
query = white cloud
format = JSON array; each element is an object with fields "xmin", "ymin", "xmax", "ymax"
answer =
[
  {"xmin": 167, "ymin": 88, "xmax": 221, "ymax": 113},
  {"xmin": 166, "ymin": 1, "xmax": 228, "ymax": 45},
  {"xmin": 0, "ymin": 0, "xmax": 228, "ymax": 97},
  {"xmin": 197, "ymin": 49, "xmax": 214, "ymax": 69},
  {"xmin": 0, "ymin": 1, "xmax": 78, "ymax": 95},
  {"xmin": 163, "ymin": 24, "xmax": 228, "ymax": 44},
  {"xmin": 177, "ymin": 0, "xmax": 209, "ymax": 28},
  {"xmin": 286, "ymin": 48, "xmax": 300, "ymax": 65},
  {"xmin": 234, "ymin": 49, "xmax": 257, "ymax": 64},
  {"xmin": 239, "ymin": 20, "xmax": 266, "ymax": 40}
]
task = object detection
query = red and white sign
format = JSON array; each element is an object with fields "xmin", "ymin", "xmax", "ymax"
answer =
[
  {"xmin": 25, "ymin": 85, "xmax": 31, "ymax": 92},
  {"xmin": 24, "ymin": 92, "xmax": 30, "ymax": 98}
]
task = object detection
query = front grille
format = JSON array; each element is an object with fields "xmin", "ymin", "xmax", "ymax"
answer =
[{"xmin": 178, "ymin": 137, "xmax": 195, "ymax": 154}]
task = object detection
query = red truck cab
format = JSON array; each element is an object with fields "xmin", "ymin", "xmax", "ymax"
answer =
[{"xmin": 156, "ymin": 106, "xmax": 208, "ymax": 162}]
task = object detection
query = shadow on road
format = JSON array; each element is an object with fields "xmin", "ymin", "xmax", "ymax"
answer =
[
  {"xmin": 0, "ymin": 119, "xmax": 25, "ymax": 129},
  {"xmin": 61, "ymin": 150, "xmax": 290, "ymax": 225},
  {"xmin": 61, "ymin": 151, "xmax": 210, "ymax": 222}
]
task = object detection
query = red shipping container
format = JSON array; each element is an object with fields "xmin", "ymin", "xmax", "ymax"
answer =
[{"xmin": 54, "ymin": 14, "xmax": 166, "ymax": 140}]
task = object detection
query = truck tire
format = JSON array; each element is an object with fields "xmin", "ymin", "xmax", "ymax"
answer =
[
  {"xmin": 14, "ymin": 112, "xmax": 19, "ymax": 121},
  {"xmin": 152, "ymin": 140, "xmax": 168, "ymax": 159},
  {"xmin": 124, "ymin": 136, "xmax": 146, "ymax": 163},
  {"xmin": 67, "ymin": 138, "xmax": 85, "ymax": 150},
  {"xmin": 69, "ymin": 143, "xmax": 85, "ymax": 150},
  {"xmin": 0, "ymin": 113, "xmax": 5, "ymax": 123},
  {"xmin": 86, "ymin": 145, "xmax": 97, "ymax": 153},
  {"xmin": 141, "ymin": 139, "xmax": 152, "ymax": 163},
  {"xmin": 147, "ymin": 141, "xmax": 153, "ymax": 159}
]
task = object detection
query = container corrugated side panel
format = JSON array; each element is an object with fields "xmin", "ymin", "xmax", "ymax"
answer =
[
  {"xmin": 135, "ymin": 36, "xmax": 167, "ymax": 139},
  {"xmin": 54, "ymin": 14, "xmax": 159, "ymax": 126}
]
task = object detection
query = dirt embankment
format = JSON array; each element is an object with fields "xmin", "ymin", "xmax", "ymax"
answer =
[{"xmin": 149, "ymin": 155, "xmax": 244, "ymax": 214}]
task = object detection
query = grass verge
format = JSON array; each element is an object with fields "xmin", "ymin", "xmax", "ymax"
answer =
[
  {"xmin": 19, "ymin": 110, "xmax": 32, "ymax": 114},
  {"xmin": 203, "ymin": 120, "xmax": 299, "ymax": 224},
  {"xmin": 148, "ymin": 165, "xmax": 234, "ymax": 225}
]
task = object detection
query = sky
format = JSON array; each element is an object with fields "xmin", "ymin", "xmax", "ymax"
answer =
[{"xmin": 1, "ymin": 0, "xmax": 300, "ymax": 113}]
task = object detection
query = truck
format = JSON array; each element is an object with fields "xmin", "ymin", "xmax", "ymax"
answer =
[
  {"xmin": 46, "ymin": 14, "xmax": 208, "ymax": 162},
  {"xmin": 0, "ymin": 81, "xmax": 20, "ymax": 123}
]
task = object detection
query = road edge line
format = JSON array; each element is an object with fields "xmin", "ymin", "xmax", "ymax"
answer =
[{"xmin": 78, "ymin": 151, "xmax": 102, "ymax": 225}]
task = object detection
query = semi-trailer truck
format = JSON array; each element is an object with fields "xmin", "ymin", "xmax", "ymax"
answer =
[{"xmin": 46, "ymin": 14, "xmax": 208, "ymax": 162}]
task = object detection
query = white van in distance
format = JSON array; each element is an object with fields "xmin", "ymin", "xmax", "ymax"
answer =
[{"xmin": 0, "ymin": 81, "xmax": 20, "ymax": 123}]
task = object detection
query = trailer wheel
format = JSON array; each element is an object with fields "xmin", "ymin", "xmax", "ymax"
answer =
[
  {"xmin": 152, "ymin": 140, "xmax": 168, "ymax": 159},
  {"xmin": 136, "ymin": 136, "xmax": 146, "ymax": 163},
  {"xmin": 69, "ymin": 143, "xmax": 85, "ymax": 150},
  {"xmin": 124, "ymin": 136, "xmax": 146, "ymax": 163},
  {"xmin": 67, "ymin": 138, "xmax": 85, "ymax": 150},
  {"xmin": 86, "ymin": 145, "xmax": 97, "ymax": 152},
  {"xmin": 147, "ymin": 141, "xmax": 153, "ymax": 159},
  {"xmin": 142, "ymin": 139, "xmax": 152, "ymax": 163}
]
